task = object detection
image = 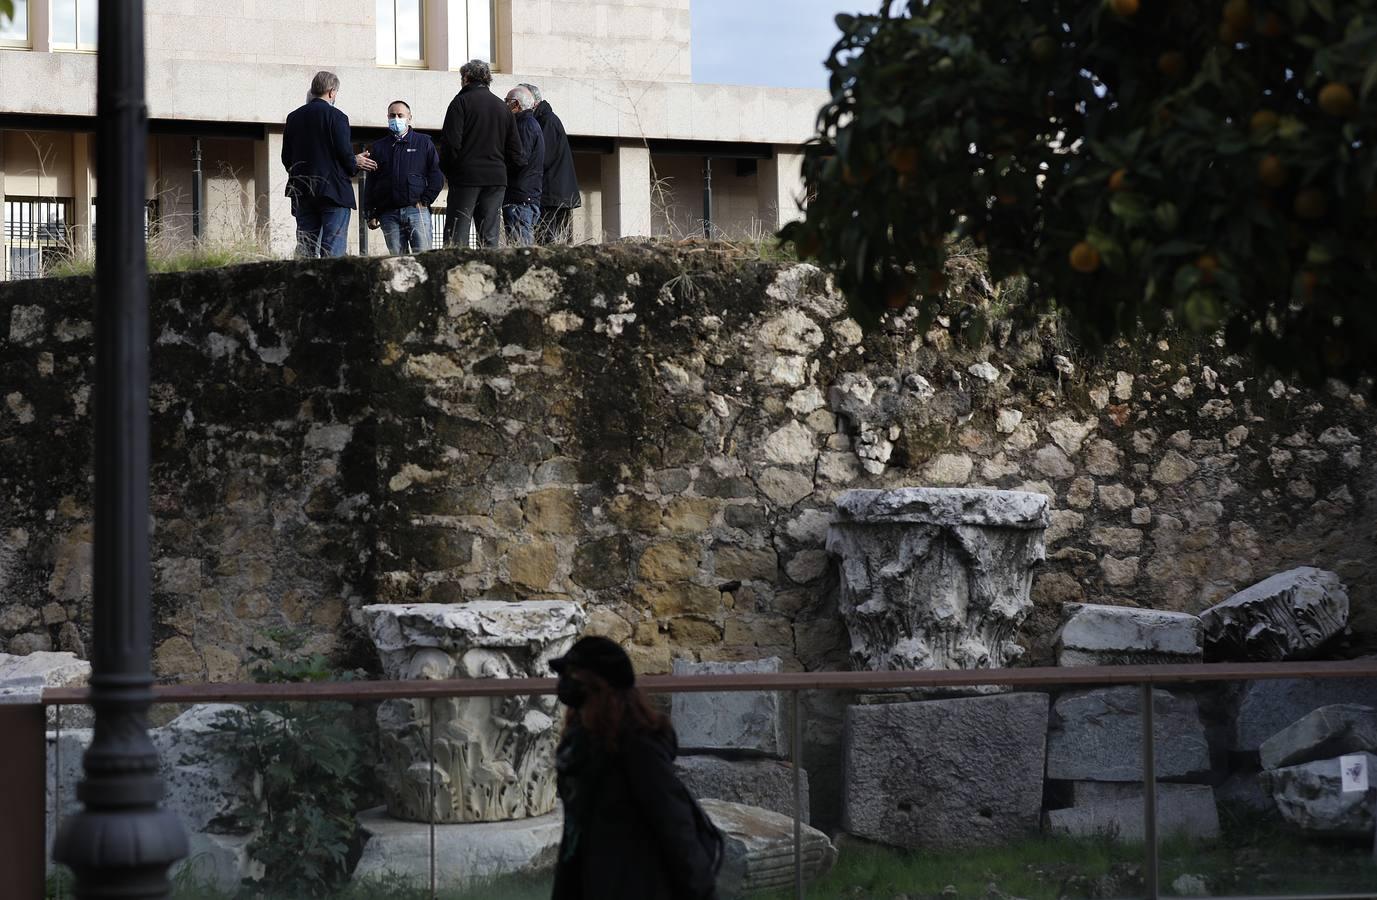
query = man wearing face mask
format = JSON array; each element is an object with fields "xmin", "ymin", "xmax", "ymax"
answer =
[
  {"xmin": 281, "ymin": 71, "xmax": 378, "ymax": 257},
  {"xmin": 363, "ymin": 100, "xmax": 445, "ymax": 255}
]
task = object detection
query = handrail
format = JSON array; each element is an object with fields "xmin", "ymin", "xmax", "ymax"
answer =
[{"xmin": 40, "ymin": 658, "xmax": 1377, "ymax": 705}]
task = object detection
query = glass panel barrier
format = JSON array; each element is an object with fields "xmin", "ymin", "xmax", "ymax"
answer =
[{"xmin": 1156, "ymin": 675, "xmax": 1377, "ymax": 898}]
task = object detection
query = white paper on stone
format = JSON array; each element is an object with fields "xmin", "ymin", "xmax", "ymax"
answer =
[
  {"xmin": 826, "ymin": 488, "xmax": 1048, "ymax": 671},
  {"xmin": 362, "ymin": 600, "xmax": 586, "ymax": 824},
  {"xmin": 1340, "ymin": 755, "xmax": 1369, "ymax": 793}
]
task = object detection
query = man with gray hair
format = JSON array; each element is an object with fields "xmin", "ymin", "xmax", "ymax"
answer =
[
  {"xmin": 520, "ymin": 83, "xmax": 581, "ymax": 244},
  {"xmin": 502, "ymin": 86, "xmax": 545, "ymax": 246},
  {"xmin": 281, "ymin": 70, "xmax": 377, "ymax": 257},
  {"xmin": 439, "ymin": 59, "xmax": 525, "ymax": 247}
]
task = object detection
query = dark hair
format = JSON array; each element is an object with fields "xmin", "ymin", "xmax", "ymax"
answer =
[
  {"xmin": 387, "ymin": 100, "xmax": 411, "ymax": 114},
  {"xmin": 563, "ymin": 669, "xmax": 670, "ymax": 751}
]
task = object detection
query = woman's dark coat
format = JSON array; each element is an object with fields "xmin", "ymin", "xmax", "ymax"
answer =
[{"xmin": 552, "ymin": 721, "xmax": 718, "ymax": 900}]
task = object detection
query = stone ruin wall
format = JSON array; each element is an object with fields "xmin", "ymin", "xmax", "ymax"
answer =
[{"xmin": 1, "ymin": 245, "xmax": 1374, "ymax": 687}]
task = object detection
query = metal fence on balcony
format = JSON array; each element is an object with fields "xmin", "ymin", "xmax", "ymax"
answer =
[{"xmin": 2, "ymin": 198, "xmax": 73, "ymax": 280}]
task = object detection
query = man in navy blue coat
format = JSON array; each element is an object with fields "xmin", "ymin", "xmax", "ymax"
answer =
[
  {"xmin": 501, "ymin": 86, "xmax": 545, "ymax": 246},
  {"xmin": 363, "ymin": 100, "xmax": 445, "ymax": 254},
  {"xmin": 281, "ymin": 71, "xmax": 377, "ymax": 257}
]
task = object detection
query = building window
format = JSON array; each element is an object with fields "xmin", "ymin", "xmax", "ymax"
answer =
[
  {"xmin": 450, "ymin": 0, "xmax": 493, "ymax": 66},
  {"xmin": 377, "ymin": 0, "xmax": 425, "ymax": 67},
  {"xmin": 0, "ymin": 0, "xmax": 29, "ymax": 48},
  {"xmin": 3, "ymin": 198, "xmax": 73, "ymax": 281},
  {"xmin": 52, "ymin": 0, "xmax": 98, "ymax": 51}
]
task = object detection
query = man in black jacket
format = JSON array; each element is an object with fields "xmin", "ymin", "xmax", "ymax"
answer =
[
  {"xmin": 363, "ymin": 100, "xmax": 445, "ymax": 254},
  {"xmin": 439, "ymin": 59, "xmax": 525, "ymax": 248},
  {"xmin": 502, "ymin": 87, "xmax": 546, "ymax": 246},
  {"xmin": 281, "ymin": 71, "xmax": 377, "ymax": 257},
  {"xmin": 521, "ymin": 83, "xmax": 582, "ymax": 244}
]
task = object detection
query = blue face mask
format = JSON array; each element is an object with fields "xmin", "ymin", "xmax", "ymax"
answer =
[{"xmin": 388, "ymin": 117, "xmax": 408, "ymax": 135}]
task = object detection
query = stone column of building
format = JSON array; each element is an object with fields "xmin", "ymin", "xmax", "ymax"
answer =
[
  {"xmin": 253, "ymin": 129, "xmax": 295, "ymax": 258},
  {"xmin": 757, "ymin": 147, "xmax": 804, "ymax": 231},
  {"xmin": 72, "ymin": 133, "xmax": 95, "ymax": 256},
  {"xmin": 0, "ymin": 137, "xmax": 6, "ymax": 279},
  {"xmin": 600, "ymin": 140, "xmax": 652, "ymax": 239}
]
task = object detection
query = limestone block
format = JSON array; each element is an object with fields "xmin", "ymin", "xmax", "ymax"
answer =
[
  {"xmin": 1262, "ymin": 753, "xmax": 1377, "ymax": 837},
  {"xmin": 826, "ymin": 488, "xmax": 1048, "ymax": 672},
  {"xmin": 352, "ymin": 807, "xmax": 562, "ymax": 892},
  {"xmin": 1045, "ymin": 783, "xmax": 1219, "ymax": 841},
  {"xmin": 1259, "ymin": 704, "xmax": 1377, "ymax": 770},
  {"xmin": 0, "ymin": 650, "xmax": 92, "ymax": 726},
  {"xmin": 703, "ymin": 799, "xmax": 837, "ymax": 897},
  {"xmin": 671, "ymin": 657, "xmax": 787, "ymax": 756},
  {"xmin": 675, "ymin": 755, "xmax": 809, "ymax": 823},
  {"xmin": 1055, "ymin": 603, "xmax": 1203, "ymax": 667},
  {"xmin": 1200, "ymin": 567, "xmax": 1349, "ymax": 662},
  {"xmin": 362, "ymin": 600, "xmax": 585, "ymax": 823},
  {"xmin": 1232, "ymin": 675, "xmax": 1377, "ymax": 752},
  {"xmin": 152, "ymin": 703, "xmax": 256, "ymax": 834},
  {"xmin": 843, "ymin": 693, "xmax": 1049, "ymax": 850},
  {"xmin": 1047, "ymin": 687, "xmax": 1211, "ymax": 781}
]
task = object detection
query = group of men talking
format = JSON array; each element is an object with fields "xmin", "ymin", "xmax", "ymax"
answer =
[{"xmin": 281, "ymin": 61, "xmax": 581, "ymax": 258}]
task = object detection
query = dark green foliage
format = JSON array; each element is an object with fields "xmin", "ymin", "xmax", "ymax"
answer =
[
  {"xmin": 785, "ymin": 0, "xmax": 1377, "ymax": 383},
  {"xmin": 211, "ymin": 631, "xmax": 373, "ymax": 898}
]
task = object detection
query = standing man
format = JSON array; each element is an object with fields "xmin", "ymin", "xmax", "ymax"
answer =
[
  {"xmin": 502, "ymin": 86, "xmax": 546, "ymax": 246},
  {"xmin": 364, "ymin": 100, "xmax": 445, "ymax": 254},
  {"xmin": 520, "ymin": 83, "xmax": 581, "ymax": 244},
  {"xmin": 281, "ymin": 71, "xmax": 377, "ymax": 258},
  {"xmin": 439, "ymin": 59, "xmax": 525, "ymax": 247}
]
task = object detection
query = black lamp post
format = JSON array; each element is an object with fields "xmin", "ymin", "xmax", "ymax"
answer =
[{"xmin": 52, "ymin": 1, "xmax": 188, "ymax": 895}]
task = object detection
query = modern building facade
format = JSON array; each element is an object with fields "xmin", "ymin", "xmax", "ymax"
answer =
[{"xmin": 0, "ymin": 0, "xmax": 824, "ymax": 278}]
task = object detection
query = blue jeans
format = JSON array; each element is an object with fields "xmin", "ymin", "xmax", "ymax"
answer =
[
  {"xmin": 378, "ymin": 205, "xmax": 433, "ymax": 255},
  {"xmin": 293, "ymin": 199, "xmax": 351, "ymax": 258},
  {"xmin": 503, "ymin": 201, "xmax": 539, "ymax": 246}
]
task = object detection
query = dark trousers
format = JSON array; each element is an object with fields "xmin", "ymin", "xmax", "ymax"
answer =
[
  {"xmin": 445, "ymin": 184, "xmax": 503, "ymax": 248},
  {"xmin": 537, "ymin": 206, "xmax": 574, "ymax": 244},
  {"xmin": 293, "ymin": 198, "xmax": 351, "ymax": 258}
]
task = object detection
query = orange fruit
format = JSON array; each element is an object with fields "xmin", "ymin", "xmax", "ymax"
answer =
[
  {"xmin": 1293, "ymin": 188, "xmax": 1328, "ymax": 220},
  {"xmin": 1258, "ymin": 154, "xmax": 1287, "ymax": 187},
  {"xmin": 1109, "ymin": 0, "xmax": 1139, "ymax": 16},
  {"xmin": 886, "ymin": 145, "xmax": 920, "ymax": 176},
  {"xmin": 1260, "ymin": 12, "xmax": 1284, "ymax": 37},
  {"xmin": 1070, "ymin": 241, "xmax": 1102, "ymax": 273},
  {"xmin": 1108, "ymin": 168, "xmax": 1128, "ymax": 192},
  {"xmin": 1222, "ymin": 0, "xmax": 1252, "ymax": 30},
  {"xmin": 1318, "ymin": 83, "xmax": 1357, "ymax": 117},
  {"xmin": 1157, "ymin": 51, "xmax": 1187, "ymax": 79},
  {"xmin": 1249, "ymin": 109, "xmax": 1279, "ymax": 135},
  {"xmin": 1195, "ymin": 254, "xmax": 1220, "ymax": 284},
  {"xmin": 1031, "ymin": 35, "xmax": 1058, "ymax": 63}
]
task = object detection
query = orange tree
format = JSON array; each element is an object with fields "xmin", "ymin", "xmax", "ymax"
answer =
[{"xmin": 784, "ymin": 0, "xmax": 1377, "ymax": 382}]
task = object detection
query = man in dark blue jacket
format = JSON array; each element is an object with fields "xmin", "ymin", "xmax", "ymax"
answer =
[
  {"xmin": 281, "ymin": 71, "xmax": 377, "ymax": 257},
  {"xmin": 520, "ymin": 84, "xmax": 582, "ymax": 245},
  {"xmin": 502, "ymin": 87, "xmax": 545, "ymax": 246},
  {"xmin": 364, "ymin": 100, "xmax": 445, "ymax": 255}
]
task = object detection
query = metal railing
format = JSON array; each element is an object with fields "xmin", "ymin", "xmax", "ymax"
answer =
[{"xmin": 37, "ymin": 658, "xmax": 1377, "ymax": 900}]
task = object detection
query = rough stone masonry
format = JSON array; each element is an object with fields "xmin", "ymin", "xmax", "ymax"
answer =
[{"xmin": 0, "ymin": 245, "xmax": 1374, "ymax": 686}]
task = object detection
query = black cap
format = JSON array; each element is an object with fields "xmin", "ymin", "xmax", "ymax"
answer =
[{"xmin": 549, "ymin": 635, "xmax": 635, "ymax": 688}]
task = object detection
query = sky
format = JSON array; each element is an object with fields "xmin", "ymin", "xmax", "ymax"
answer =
[{"xmin": 692, "ymin": 0, "xmax": 881, "ymax": 90}]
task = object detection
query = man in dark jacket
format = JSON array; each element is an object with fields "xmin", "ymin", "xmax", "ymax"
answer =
[
  {"xmin": 501, "ymin": 87, "xmax": 545, "ymax": 246},
  {"xmin": 281, "ymin": 71, "xmax": 377, "ymax": 257},
  {"xmin": 521, "ymin": 83, "xmax": 582, "ymax": 244},
  {"xmin": 439, "ymin": 59, "xmax": 525, "ymax": 248},
  {"xmin": 363, "ymin": 100, "xmax": 445, "ymax": 254}
]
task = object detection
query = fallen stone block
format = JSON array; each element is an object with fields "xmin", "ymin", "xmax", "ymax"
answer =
[
  {"xmin": 0, "ymin": 650, "xmax": 92, "ymax": 726},
  {"xmin": 1200, "ymin": 567, "xmax": 1348, "ymax": 662},
  {"xmin": 1055, "ymin": 603, "xmax": 1203, "ymax": 667},
  {"xmin": 1045, "ymin": 783, "xmax": 1219, "ymax": 841},
  {"xmin": 1231, "ymin": 675, "xmax": 1377, "ymax": 753},
  {"xmin": 1047, "ymin": 687, "xmax": 1211, "ymax": 782},
  {"xmin": 1263, "ymin": 753, "xmax": 1377, "ymax": 838},
  {"xmin": 1260, "ymin": 704, "xmax": 1377, "ymax": 771},
  {"xmin": 703, "ymin": 799, "xmax": 836, "ymax": 897},
  {"xmin": 843, "ymin": 693, "xmax": 1049, "ymax": 850},
  {"xmin": 353, "ymin": 807, "xmax": 562, "ymax": 892},
  {"xmin": 675, "ymin": 755, "xmax": 809, "ymax": 823},
  {"xmin": 672, "ymin": 657, "xmax": 787, "ymax": 757}
]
